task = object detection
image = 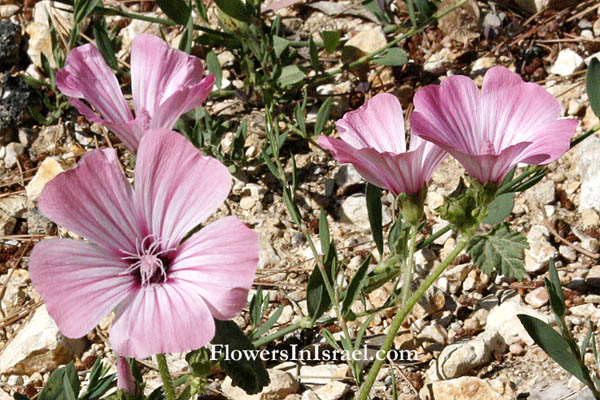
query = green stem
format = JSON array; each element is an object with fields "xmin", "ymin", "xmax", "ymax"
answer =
[
  {"xmin": 400, "ymin": 225, "xmax": 418, "ymax": 306},
  {"xmin": 252, "ymin": 321, "xmax": 304, "ymax": 348},
  {"xmin": 358, "ymin": 235, "xmax": 471, "ymax": 400},
  {"xmin": 156, "ymin": 354, "xmax": 176, "ymax": 400},
  {"xmin": 570, "ymin": 123, "xmax": 600, "ymax": 148}
]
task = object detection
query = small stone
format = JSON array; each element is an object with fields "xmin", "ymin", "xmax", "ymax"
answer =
[
  {"xmin": 25, "ymin": 209, "xmax": 55, "ymax": 235},
  {"xmin": 217, "ymin": 51, "xmax": 235, "ymax": 67},
  {"xmin": 4, "ymin": 142, "xmax": 23, "ymax": 169},
  {"xmin": 582, "ymin": 208, "xmax": 600, "ymax": 227},
  {"xmin": 524, "ymin": 225, "xmax": 556, "ymax": 273},
  {"xmin": 26, "ymin": 158, "xmax": 64, "ymax": 204},
  {"xmin": 442, "ymin": 263, "xmax": 472, "ymax": 294},
  {"xmin": 486, "ymin": 299, "xmax": 554, "ymax": 345},
  {"xmin": 525, "ymin": 179, "xmax": 555, "ymax": 206},
  {"xmin": 426, "ymin": 376, "xmax": 514, "ymax": 400},
  {"xmin": 0, "ymin": 210, "xmax": 16, "ymax": 235},
  {"xmin": 0, "ymin": 305, "xmax": 87, "ymax": 375},
  {"xmin": 432, "ymin": 221, "xmax": 453, "ymax": 245},
  {"xmin": 567, "ymin": 99, "xmax": 584, "ymax": 116},
  {"xmin": 594, "ymin": 18, "xmax": 600, "ymax": 37},
  {"xmin": 424, "ymin": 48, "xmax": 455, "ymax": 74},
  {"xmin": 25, "ymin": 22, "xmax": 56, "ymax": 69},
  {"xmin": 334, "ymin": 165, "xmax": 362, "ymax": 190},
  {"xmin": 0, "ymin": 194, "xmax": 26, "ymax": 219},
  {"xmin": 587, "ymin": 265, "xmax": 600, "ymax": 288},
  {"xmin": 471, "ymin": 57, "xmax": 495, "ymax": 74},
  {"xmin": 221, "ymin": 369, "xmax": 298, "ymax": 400},
  {"xmin": 462, "ymin": 276, "xmax": 476, "ymax": 292},
  {"xmin": 551, "ymin": 49, "xmax": 584, "ymax": 76},
  {"xmin": 580, "ymin": 136, "xmax": 600, "ymax": 211},
  {"xmin": 509, "ymin": 342, "xmax": 525, "ymax": 356},
  {"xmin": 570, "ymin": 304, "xmax": 600, "ymax": 324},
  {"xmin": 314, "ymin": 381, "xmax": 348, "ymax": 400},
  {"xmin": 297, "ymin": 365, "xmax": 349, "ymax": 385},
  {"xmin": 558, "ymin": 245, "xmax": 577, "ymax": 261},
  {"xmin": 239, "ymin": 196, "xmax": 256, "ymax": 210},
  {"xmin": 0, "ymin": 5, "xmax": 20, "ymax": 18},
  {"xmin": 417, "ymin": 323, "xmax": 448, "ymax": 345},
  {"xmin": 463, "ymin": 309, "xmax": 489, "ymax": 332},
  {"xmin": 339, "ymin": 194, "xmax": 391, "ymax": 229},
  {"xmin": 0, "ymin": 21, "xmax": 21, "ymax": 67},
  {"xmin": 525, "ymin": 287, "xmax": 549, "ymax": 308},
  {"xmin": 343, "ymin": 28, "xmax": 387, "ymax": 58}
]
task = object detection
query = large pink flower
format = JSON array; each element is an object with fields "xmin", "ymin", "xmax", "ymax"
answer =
[
  {"xmin": 318, "ymin": 93, "xmax": 447, "ymax": 195},
  {"xmin": 410, "ymin": 66, "xmax": 579, "ymax": 184},
  {"xmin": 29, "ymin": 129, "xmax": 258, "ymax": 358},
  {"xmin": 56, "ymin": 34, "xmax": 215, "ymax": 152}
]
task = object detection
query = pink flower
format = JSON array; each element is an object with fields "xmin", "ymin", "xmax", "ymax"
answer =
[
  {"xmin": 410, "ymin": 66, "xmax": 579, "ymax": 184},
  {"xmin": 29, "ymin": 129, "xmax": 258, "ymax": 358},
  {"xmin": 56, "ymin": 34, "xmax": 215, "ymax": 152},
  {"xmin": 318, "ymin": 93, "xmax": 447, "ymax": 195},
  {"xmin": 117, "ymin": 357, "xmax": 137, "ymax": 396}
]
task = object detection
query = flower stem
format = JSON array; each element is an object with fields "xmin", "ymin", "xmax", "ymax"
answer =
[
  {"xmin": 358, "ymin": 235, "xmax": 471, "ymax": 400},
  {"xmin": 400, "ymin": 224, "xmax": 418, "ymax": 306},
  {"xmin": 156, "ymin": 354, "xmax": 176, "ymax": 400}
]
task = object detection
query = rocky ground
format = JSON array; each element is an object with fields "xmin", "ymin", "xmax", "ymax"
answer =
[{"xmin": 2, "ymin": 0, "xmax": 600, "ymax": 399}]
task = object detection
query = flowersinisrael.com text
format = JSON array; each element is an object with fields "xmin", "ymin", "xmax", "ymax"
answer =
[{"xmin": 209, "ymin": 344, "xmax": 418, "ymax": 363}]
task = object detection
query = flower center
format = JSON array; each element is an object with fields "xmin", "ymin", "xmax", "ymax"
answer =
[{"xmin": 121, "ymin": 235, "xmax": 175, "ymax": 286}]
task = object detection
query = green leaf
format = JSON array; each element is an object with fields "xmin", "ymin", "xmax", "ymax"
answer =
[
  {"xmin": 249, "ymin": 286, "xmax": 265, "ymax": 326},
  {"xmin": 307, "ymin": 263, "xmax": 332, "ymax": 321},
  {"xmin": 581, "ymin": 321, "xmax": 594, "ymax": 359},
  {"xmin": 314, "ymin": 97, "xmax": 332, "ymax": 136},
  {"xmin": 587, "ymin": 57, "xmax": 600, "ymax": 118},
  {"xmin": 39, "ymin": 363, "xmax": 80, "ymax": 400},
  {"xmin": 467, "ymin": 223, "xmax": 528, "ymax": 280},
  {"xmin": 545, "ymin": 258, "xmax": 566, "ymax": 319},
  {"xmin": 73, "ymin": 0, "xmax": 102, "ymax": 24},
  {"xmin": 211, "ymin": 320, "xmax": 270, "ymax": 394},
  {"xmin": 309, "ymin": 37, "xmax": 319, "ymax": 70},
  {"xmin": 178, "ymin": 14, "xmax": 194, "ymax": 54},
  {"xmin": 482, "ymin": 193, "xmax": 514, "ymax": 225},
  {"xmin": 92, "ymin": 19, "xmax": 118, "ymax": 70},
  {"xmin": 294, "ymin": 91, "xmax": 307, "ymax": 137},
  {"xmin": 517, "ymin": 315, "xmax": 588, "ymax": 383},
  {"xmin": 283, "ymin": 187, "xmax": 302, "ymax": 226},
  {"xmin": 214, "ymin": 0, "xmax": 252, "ymax": 23},
  {"xmin": 320, "ymin": 31, "xmax": 341, "ymax": 54},
  {"xmin": 342, "ymin": 256, "xmax": 370, "ymax": 317},
  {"xmin": 321, "ymin": 328, "xmax": 342, "ymax": 352},
  {"xmin": 157, "ymin": 0, "xmax": 191, "ymax": 24},
  {"xmin": 206, "ymin": 50, "xmax": 222, "ymax": 89},
  {"xmin": 372, "ymin": 48, "xmax": 409, "ymax": 66},
  {"xmin": 273, "ymin": 35, "xmax": 290, "ymax": 58},
  {"xmin": 14, "ymin": 394, "xmax": 29, "ymax": 400},
  {"xmin": 366, "ymin": 183, "xmax": 383, "ymax": 255},
  {"xmin": 277, "ymin": 64, "xmax": 305, "ymax": 86},
  {"xmin": 253, "ymin": 305, "xmax": 284, "ymax": 339}
]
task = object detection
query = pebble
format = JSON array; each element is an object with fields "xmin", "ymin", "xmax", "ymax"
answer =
[
  {"xmin": 581, "ymin": 208, "xmax": 600, "ymax": 227},
  {"xmin": 334, "ymin": 165, "xmax": 363, "ymax": 190},
  {"xmin": 0, "ymin": 5, "xmax": 19, "ymax": 18},
  {"xmin": 417, "ymin": 323, "xmax": 448, "ymax": 346},
  {"xmin": 550, "ymin": 49, "xmax": 584, "ymax": 76},
  {"xmin": 509, "ymin": 343, "xmax": 525, "ymax": 356},
  {"xmin": 586, "ymin": 265, "xmax": 600, "ymax": 288},
  {"xmin": 25, "ymin": 22, "xmax": 56, "ymax": 69},
  {"xmin": 570, "ymin": 304, "xmax": 600, "ymax": 324},
  {"xmin": 486, "ymin": 298, "xmax": 554, "ymax": 345},
  {"xmin": 424, "ymin": 48, "xmax": 455, "ymax": 74},
  {"xmin": 240, "ymin": 196, "xmax": 257, "ymax": 210},
  {"xmin": 0, "ymin": 21, "xmax": 21, "ymax": 67},
  {"xmin": 221, "ymin": 369, "xmax": 298, "ymax": 400},
  {"xmin": 4, "ymin": 142, "xmax": 23, "ymax": 169},
  {"xmin": 558, "ymin": 245, "xmax": 577, "ymax": 261},
  {"xmin": 0, "ymin": 305, "xmax": 87, "ymax": 375},
  {"xmin": 525, "ymin": 287, "xmax": 549, "ymax": 308},
  {"xmin": 424, "ymin": 376, "xmax": 514, "ymax": 400},
  {"xmin": 26, "ymin": 157, "xmax": 64, "ymax": 204},
  {"xmin": 343, "ymin": 28, "xmax": 386, "ymax": 59},
  {"xmin": 524, "ymin": 225, "xmax": 556, "ymax": 273},
  {"xmin": 0, "ymin": 194, "xmax": 26, "ymax": 218},
  {"xmin": 471, "ymin": 57, "xmax": 495, "ymax": 75},
  {"xmin": 339, "ymin": 194, "xmax": 392, "ymax": 229},
  {"xmin": 314, "ymin": 381, "xmax": 348, "ymax": 400},
  {"xmin": 0, "ymin": 210, "xmax": 15, "ymax": 235},
  {"xmin": 297, "ymin": 365, "xmax": 349, "ymax": 385}
]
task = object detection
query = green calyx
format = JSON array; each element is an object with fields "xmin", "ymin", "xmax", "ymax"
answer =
[
  {"xmin": 397, "ymin": 185, "xmax": 427, "ymax": 226},
  {"xmin": 437, "ymin": 177, "xmax": 498, "ymax": 235}
]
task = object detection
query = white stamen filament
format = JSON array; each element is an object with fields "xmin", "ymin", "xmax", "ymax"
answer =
[{"xmin": 120, "ymin": 234, "xmax": 175, "ymax": 286}]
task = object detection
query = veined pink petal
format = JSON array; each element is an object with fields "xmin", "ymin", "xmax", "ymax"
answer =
[
  {"xmin": 169, "ymin": 216, "xmax": 258, "ymax": 320},
  {"xmin": 110, "ymin": 282, "xmax": 215, "ymax": 358},
  {"xmin": 117, "ymin": 357, "xmax": 137, "ymax": 396},
  {"xmin": 39, "ymin": 149, "xmax": 139, "ymax": 254},
  {"xmin": 29, "ymin": 239, "xmax": 136, "ymax": 338},
  {"xmin": 56, "ymin": 44, "xmax": 133, "ymax": 128},
  {"xmin": 336, "ymin": 93, "xmax": 406, "ymax": 153},
  {"xmin": 517, "ymin": 119, "xmax": 579, "ymax": 165},
  {"xmin": 134, "ymin": 129, "xmax": 232, "ymax": 248},
  {"xmin": 319, "ymin": 135, "xmax": 446, "ymax": 195},
  {"xmin": 130, "ymin": 34, "xmax": 215, "ymax": 129}
]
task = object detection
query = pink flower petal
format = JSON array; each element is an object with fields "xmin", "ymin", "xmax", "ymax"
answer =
[
  {"xmin": 169, "ymin": 216, "xmax": 258, "ymax": 320},
  {"xmin": 39, "ymin": 149, "xmax": 140, "ymax": 254},
  {"xmin": 336, "ymin": 93, "xmax": 406, "ymax": 153},
  {"xmin": 517, "ymin": 119, "xmax": 579, "ymax": 165},
  {"xmin": 412, "ymin": 75, "xmax": 481, "ymax": 154},
  {"xmin": 56, "ymin": 44, "xmax": 133, "ymax": 129},
  {"xmin": 117, "ymin": 357, "xmax": 137, "ymax": 396},
  {"xmin": 130, "ymin": 34, "xmax": 214, "ymax": 129},
  {"xmin": 319, "ymin": 135, "xmax": 445, "ymax": 195},
  {"xmin": 134, "ymin": 129, "xmax": 232, "ymax": 248},
  {"xmin": 29, "ymin": 239, "xmax": 136, "ymax": 338},
  {"xmin": 110, "ymin": 282, "xmax": 215, "ymax": 358}
]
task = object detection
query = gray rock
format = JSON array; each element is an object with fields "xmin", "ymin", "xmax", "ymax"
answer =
[
  {"xmin": 339, "ymin": 194, "xmax": 392, "ymax": 229},
  {"xmin": 334, "ymin": 165, "xmax": 363, "ymax": 190},
  {"xmin": 551, "ymin": 49, "xmax": 583, "ymax": 76},
  {"xmin": 524, "ymin": 225, "xmax": 556, "ymax": 273},
  {"xmin": 221, "ymin": 369, "xmax": 299, "ymax": 400},
  {"xmin": 25, "ymin": 209, "xmax": 55, "ymax": 235},
  {"xmin": 423, "ymin": 376, "xmax": 515, "ymax": 400},
  {"xmin": 0, "ymin": 305, "xmax": 87, "ymax": 375},
  {"xmin": 0, "ymin": 209, "xmax": 16, "ymax": 235},
  {"xmin": 579, "ymin": 136, "xmax": 600, "ymax": 211},
  {"xmin": 4, "ymin": 142, "xmax": 24, "ymax": 169},
  {"xmin": 0, "ymin": 75, "xmax": 33, "ymax": 138},
  {"xmin": 528, "ymin": 382, "xmax": 595, "ymax": 400},
  {"xmin": 0, "ymin": 21, "xmax": 22, "ymax": 68},
  {"xmin": 314, "ymin": 381, "xmax": 348, "ymax": 400},
  {"xmin": 486, "ymin": 298, "xmax": 554, "ymax": 345},
  {"xmin": 0, "ymin": 194, "xmax": 26, "ymax": 219}
]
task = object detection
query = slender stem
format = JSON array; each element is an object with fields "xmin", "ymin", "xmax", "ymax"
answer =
[
  {"xmin": 400, "ymin": 225, "xmax": 418, "ymax": 306},
  {"xmin": 252, "ymin": 321, "xmax": 304, "ymax": 348},
  {"xmin": 358, "ymin": 235, "xmax": 471, "ymax": 400},
  {"xmin": 570, "ymin": 123, "xmax": 600, "ymax": 148},
  {"xmin": 156, "ymin": 354, "xmax": 176, "ymax": 400}
]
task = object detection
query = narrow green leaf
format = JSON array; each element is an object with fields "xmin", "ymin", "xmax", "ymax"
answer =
[
  {"xmin": 545, "ymin": 258, "xmax": 566, "ymax": 319},
  {"xmin": 307, "ymin": 263, "xmax": 332, "ymax": 321},
  {"xmin": 214, "ymin": 0, "xmax": 252, "ymax": 23},
  {"xmin": 314, "ymin": 97, "xmax": 332, "ymax": 136},
  {"xmin": 342, "ymin": 256, "xmax": 371, "ymax": 317},
  {"xmin": 253, "ymin": 305, "xmax": 284, "ymax": 339},
  {"xmin": 467, "ymin": 223, "xmax": 528, "ymax": 280},
  {"xmin": 73, "ymin": 0, "xmax": 102, "ymax": 24},
  {"xmin": 211, "ymin": 320, "xmax": 270, "ymax": 395},
  {"xmin": 587, "ymin": 57, "xmax": 600, "ymax": 118},
  {"xmin": 321, "ymin": 328, "xmax": 342, "ymax": 352},
  {"xmin": 92, "ymin": 19, "xmax": 118, "ymax": 70},
  {"xmin": 354, "ymin": 314, "xmax": 375, "ymax": 352},
  {"xmin": 262, "ymin": 151, "xmax": 280, "ymax": 180},
  {"xmin": 372, "ymin": 48, "xmax": 409, "ymax": 66},
  {"xmin": 283, "ymin": 187, "xmax": 301, "ymax": 226},
  {"xmin": 309, "ymin": 37, "xmax": 319, "ymax": 70},
  {"xmin": 62, "ymin": 375, "xmax": 77, "ymax": 400},
  {"xmin": 39, "ymin": 363, "xmax": 80, "ymax": 400},
  {"xmin": 517, "ymin": 315, "xmax": 588, "ymax": 383},
  {"xmin": 249, "ymin": 286, "xmax": 264, "ymax": 326},
  {"xmin": 277, "ymin": 64, "xmax": 305, "ymax": 86},
  {"xmin": 581, "ymin": 321, "xmax": 594, "ymax": 359},
  {"xmin": 206, "ymin": 50, "xmax": 222, "ymax": 89},
  {"xmin": 320, "ymin": 31, "xmax": 341, "ymax": 53},
  {"xmin": 157, "ymin": 0, "xmax": 191, "ymax": 24},
  {"xmin": 178, "ymin": 14, "xmax": 194, "ymax": 54},
  {"xmin": 273, "ymin": 35, "xmax": 290, "ymax": 58},
  {"xmin": 366, "ymin": 183, "xmax": 383, "ymax": 254},
  {"xmin": 482, "ymin": 193, "xmax": 514, "ymax": 225}
]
